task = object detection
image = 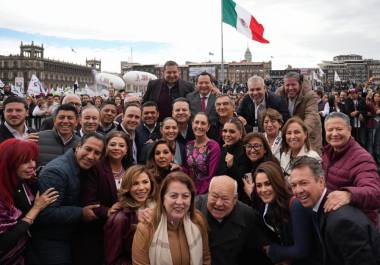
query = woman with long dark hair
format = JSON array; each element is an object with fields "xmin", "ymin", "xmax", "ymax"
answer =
[
  {"xmin": 253, "ymin": 161, "xmax": 314, "ymax": 265},
  {"xmin": 0, "ymin": 139, "xmax": 57, "ymax": 264}
]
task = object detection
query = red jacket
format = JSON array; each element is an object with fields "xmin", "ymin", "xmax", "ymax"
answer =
[{"xmin": 322, "ymin": 137, "xmax": 380, "ymax": 225}]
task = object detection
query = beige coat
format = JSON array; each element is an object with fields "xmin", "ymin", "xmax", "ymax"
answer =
[{"xmin": 276, "ymin": 82, "xmax": 322, "ymax": 154}]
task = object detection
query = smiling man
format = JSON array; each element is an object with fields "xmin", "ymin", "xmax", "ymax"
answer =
[
  {"xmin": 117, "ymin": 103, "xmax": 142, "ymax": 163},
  {"xmin": 290, "ymin": 156, "xmax": 380, "ymax": 265},
  {"xmin": 38, "ymin": 104, "xmax": 81, "ymax": 167},
  {"xmin": 322, "ymin": 112, "xmax": 380, "ymax": 226},
  {"xmin": 32, "ymin": 133, "xmax": 105, "ymax": 265},
  {"xmin": 186, "ymin": 71, "xmax": 218, "ymax": 123},
  {"xmin": 142, "ymin": 60, "xmax": 194, "ymax": 121},
  {"xmin": 78, "ymin": 105, "xmax": 100, "ymax": 137},
  {"xmin": 237, "ymin": 75, "xmax": 289, "ymax": 132},
  {"xmin": 195, "ymin": 175, "xmax": 270, "ymax": 265}
]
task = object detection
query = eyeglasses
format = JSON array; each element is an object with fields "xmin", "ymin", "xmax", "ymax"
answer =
[{"xmin": 244, "ymin": 143, "xmax": 263, "ymax": 151}]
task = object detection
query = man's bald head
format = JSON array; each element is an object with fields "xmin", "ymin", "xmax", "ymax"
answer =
[{"xmin": 207, "ymin": 175, "xmax": 238, "ymax": 220}]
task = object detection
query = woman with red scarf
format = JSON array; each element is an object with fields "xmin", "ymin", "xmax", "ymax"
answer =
[{"xmin": 0, "ymin": 139, "xmax": 58, "ymax": 264}]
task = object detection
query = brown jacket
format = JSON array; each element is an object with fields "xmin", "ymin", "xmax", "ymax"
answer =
[
  {"xmin": 276, "ymin": 82, "xmax": 322, "ymax": 153},
  {"xmin": 132, "ymin": 210, "xmax": 211, "ymax": 265}
]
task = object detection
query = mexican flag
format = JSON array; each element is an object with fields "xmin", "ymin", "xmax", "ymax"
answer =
[{"xmin": 222, "ymin": 0, "xmax": 269, "ymax": 44}]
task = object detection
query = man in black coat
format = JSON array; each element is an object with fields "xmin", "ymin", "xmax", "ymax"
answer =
[
  {"xmin": 237, "ymin": 75, "xmax": 289, "ymax": 132},
  {"xmin": 290, "ymin": 156, "xmax": 380, "ymax": 265},
  {"xmin": 195, "ymin": 175, "xmax": 271, "ymax": 265},
  {"xmin": 0, "ymin": 96, "xmax": 36, "ymax": 143},
  {"xmin": 142, "ymin": 60, "xmax": 194, "ymax": 121}
]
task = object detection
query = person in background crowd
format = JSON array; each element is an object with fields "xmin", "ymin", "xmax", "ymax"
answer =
[
  {"xmin": 146, "ymin": 139, "xmax": 179, "ymax": 187},
  {"xmin": 132, "ymin": 171, "xmax": 211, "ymax": 265},
  {"xmin": 322, "ymin": 112, "xmax": 380, "ymax": 226},
  {"xmin": 94, "ymin": 96, "xmax": 103, "ymax": 109},
  {"xmin": 97, "ymin": 100, "xmax": 118, "ymax": 135},
  {"xmin": 32, "ymin": 97, "xmax": 48, "ymax": 130},
  {"xmin": 373, "ymin": 91, "xmax": 380, "ymax": 165},
  {"xmin": 172, "ymin": 97, "xmax": 195, "ymax": 145},
  {"xmin": 37, "ymin": 104, "xmax": 81, "ymax": 167},
  {"xmin": 81, "ymin": 94, "xmax": 91, "ymax": 107},
  {"xmin": 276, "ymin": 72, "xmax": 322, "ymax": 154},
  {"xmin": 262, "ymin": 108, "xmax": 283, "ymax": 160},
  {"xmin": 40, "ymin": 94, "xmax": 82, "ymax": 131},
  {"xmin": 183, "ymin": 112, "xmax": 221, "ymax": 194},
  {"xmin": 78, "ymin": 105, "xmax": 100, "ymax": 137},
  {"xmin": 77, "ymin": 131, "xmax": 133, "ymax": 265},
  {"xmin": 196, "ymin": 175, "xmax": 269, "ymax": 265},
  {"xmin": 114, "ymin": 94, "xmax": 124, "ymax": 115},
  {"xmin": 136, "ymin": 101, "xmax": 161, "ymax": 163},
  {"xmin": 0, "ymin": 96, "xmax": 36, "ymax": 143},
  {"xmin": 104, "ymin": 165, "xmax": 157, "ymax": 265},
  {"xmin": 237, "ymin": 75, "xmax": 289, "ymax": 133},
  {"xmin": 186, "ymin": 71, "xmax": 218, "ymax": 124},
  {"xmin": 117, "ymin": 103, "xmax": 142, "ymax": 164},
  {"xmin": 216, "ymin": 117, "xmax": 250, "ymax": 202},
  {"xmin": 0, "ymin": 139, "xmax": 58, "ymax": 264},
  {"xmin": 280, "ymin": 117, "xmax": 321, "ymax": 178},
  {"xmin": 290, "ymin": 156, "xmax": 380, "ymax": 265},
  {"xmin": 345, "ymin": 88, "xmax": 367, "ymax": 147},
  {"xmin": 143, "ymin": 60, "xmax": 194, "ymax": 121},
  {"xmin": 364, "ymin": 92, "xmax": 377, "ymax": 156},
  {"xmin": 29, "ymin": 133, "xmax": 104, "ymax": 265},
  {"xmin": 252, "ymin": 161, "xmax": 316, "ymax": 265}
]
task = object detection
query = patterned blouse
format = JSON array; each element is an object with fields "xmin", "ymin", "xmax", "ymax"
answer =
[{"xmin": 183, "ymin": 139, "xmax": 221, "ymax": 194}]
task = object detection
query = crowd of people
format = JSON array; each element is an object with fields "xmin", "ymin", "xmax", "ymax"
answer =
[{"xmin": 0, "ymin": 60, "xmax": 380, "ymax": 265}]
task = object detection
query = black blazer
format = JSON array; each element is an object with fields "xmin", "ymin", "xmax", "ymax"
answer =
[
  {"xmin": 142, "ymin": 78, "xmax": 194, "ymax": 103},
  {"xmin": 0, "ymin": 123, "xmax": 36, "ymax": 143},
  {"xmin": 315, "ymin": 193, "xmax": 380, "ymax": 265},
  {"xmin": 237, "ymin": 92, "xmax": 289, "ymax": 132},
  {"xmin": 186, "ymin": 91, "xmax": 218, "ymax": 123}
]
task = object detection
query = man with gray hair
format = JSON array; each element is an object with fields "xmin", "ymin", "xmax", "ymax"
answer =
[
  {"xmin": 290, "ymin": 156, "xmax": 380, "ymax": 265},
  {"xmin": 195, "ymin": 175, "xmax": 270, "ymax": 265},
  {"xmin": 322, "ymin": 111, "xmax": 380, "ymax": 226},
  {"xmin": 237, "ymin": 75, "xmax": 289, "ymax": 132}
]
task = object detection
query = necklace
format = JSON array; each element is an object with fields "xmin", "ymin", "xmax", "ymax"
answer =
[{"xmin": 113, "ymin": 167, "xmax": 125, "ymax": 186}]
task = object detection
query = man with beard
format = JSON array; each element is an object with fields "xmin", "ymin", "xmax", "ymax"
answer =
[{"xmin": 0, "ymin": 96, "xmax": 36, "ymax": 143}]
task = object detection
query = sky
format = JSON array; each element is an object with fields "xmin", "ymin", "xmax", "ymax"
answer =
[{"xmin": 0, "ymin": 0, "xmax": 379, "ymax": 73}]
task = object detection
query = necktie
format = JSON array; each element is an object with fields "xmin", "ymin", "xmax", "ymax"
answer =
[{"xmin": 201, "ymin": 96, "xmax": 206, "ymax": 112}]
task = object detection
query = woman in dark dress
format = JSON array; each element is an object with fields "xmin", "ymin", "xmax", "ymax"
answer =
[
  {"xmin": 0, "ymin": 139, "xmax": 57, "ymax": 264},
  {"xmin": 104, "ymin": 165, "xmax": 157, "ymax": 265}
]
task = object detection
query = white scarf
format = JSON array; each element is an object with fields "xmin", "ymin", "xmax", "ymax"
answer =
[{"xmin": 149, "ymin": 213, "xmax": 203, "ymax": 265}]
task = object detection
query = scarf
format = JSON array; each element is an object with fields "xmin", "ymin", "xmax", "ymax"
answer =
[{"xmin": 149, "ymin": 213, "xmax": 203, "ymax": 265}]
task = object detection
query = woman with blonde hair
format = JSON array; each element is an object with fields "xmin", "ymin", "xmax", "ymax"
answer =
[
  {"xmin": 104, "ymin": 165, "xmax": 157, "ymax": 265},
  {"xmin": 132, "ymin": 171, "xmax": 210, "ymax": 265}
]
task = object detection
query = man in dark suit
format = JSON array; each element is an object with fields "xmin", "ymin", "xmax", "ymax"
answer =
[
  {"xmin": 237, "ymin": 75, "xmax": 289, "ymax": 132},
  {"xmin": 142, "ymin": 60, "xmax": 194, "ymax": 121},
  {"xmin": 172, "ymin": 97, "xmax": 194, "ymax": 145},
  {"xmin": 0, "ymin": 96, "xmax": 36, "ymax": 143},
  {"xmin": 195, "ymin": 175, "xmax": 271, "ymax": 265},
  {"xmin": 290, "ymin": 156, "xmax": 380, "ymax": 265},
  {"xmin": 186, "ymin": 71, "xmax": 218, "ymax": 124}
]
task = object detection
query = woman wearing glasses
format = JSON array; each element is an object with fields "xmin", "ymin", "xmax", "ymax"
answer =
[
  {"xmin": 241, "ymin": 132, "xmax": 279, "ymax": 202},
  {"xmin": 280, "ymin": 117, "xmax": 321, "ymax": 178}
]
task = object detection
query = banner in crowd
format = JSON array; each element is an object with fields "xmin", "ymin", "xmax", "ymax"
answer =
[
  {"xmin": 27, "ymin": 74, "xmax": 46, "ymax": 96},
  {"xmin": 334, "ymin": 71, "xmax": 341, "ymax": 82}
]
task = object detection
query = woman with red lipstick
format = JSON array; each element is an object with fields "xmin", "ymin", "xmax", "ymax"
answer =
[
  {"xmin": 0, "ymin": 139, "xmax": 58, "ymax": 264},
  {"xmin": 146, "ymin": 139, "xmax": 180, "ymax": 187},
  {"xmin": 78, "ymin": 131, "xmax": 133, "ymax": 264},
  {"xmin": 216, "ymin": 117, "xmax": 251, "ymax": 202},
  {"xmin": 104, "ymin": 165, "xmax": 157, "ymax": 265},
  {"xmin": 253, "ymin": 161, "xmax": 314, "ymax": 265}
]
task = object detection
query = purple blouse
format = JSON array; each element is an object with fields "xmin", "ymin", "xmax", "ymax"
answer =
[{"xmin": 183, "ymin": 139, "xmax": 221, "ymax": 194}]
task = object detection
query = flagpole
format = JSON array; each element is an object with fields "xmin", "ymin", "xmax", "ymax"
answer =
[{"xmin": 221, "ymin": 0, "xmax": 225, "ymax": 86}]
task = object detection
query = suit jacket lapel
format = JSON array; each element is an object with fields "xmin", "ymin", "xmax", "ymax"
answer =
[{"xmin": 206, "ymin": 94, "xmax": 216, "ymax": 114}]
